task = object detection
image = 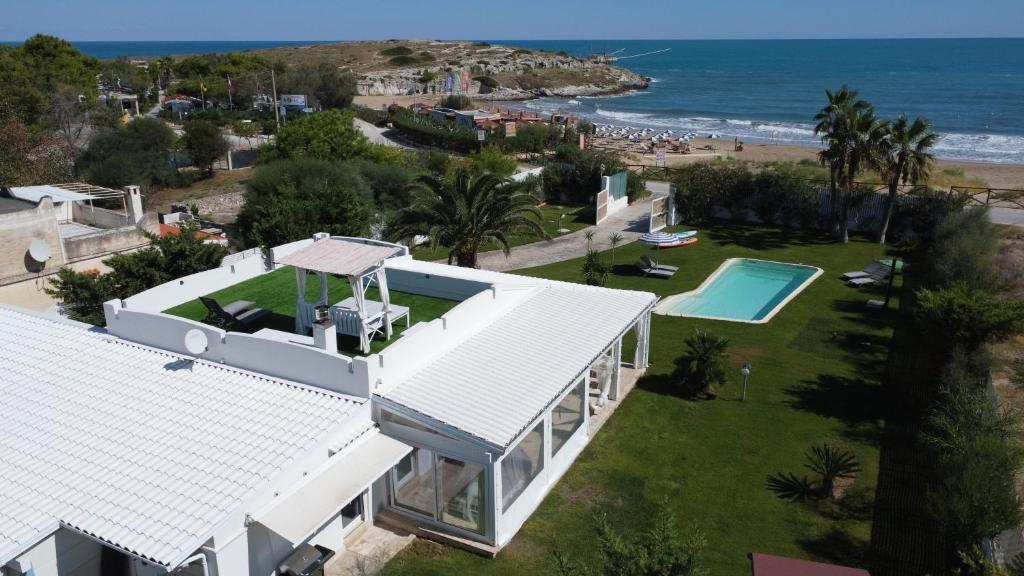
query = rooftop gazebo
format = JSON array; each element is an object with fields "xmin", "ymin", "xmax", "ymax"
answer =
[{"xmin": 277, "ymin": 235, "xmax": 408, "ymax": 353}]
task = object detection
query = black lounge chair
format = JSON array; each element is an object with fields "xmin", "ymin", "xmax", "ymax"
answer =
[
  {"xmin": 200, "ymin": 296, "xmax": 269, "ymax": 328},
  {"xmin": 640, "ymin": 255, "xmax": 679, "ymax": 273}
]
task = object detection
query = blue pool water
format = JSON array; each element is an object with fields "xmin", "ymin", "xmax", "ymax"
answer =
[{"xmin": 657, "ymin": 259, "xmax": 819, "ymax": 323}]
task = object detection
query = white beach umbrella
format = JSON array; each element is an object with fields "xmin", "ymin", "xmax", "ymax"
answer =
[{"xmin": 640, "ymin": 231, "xmax": 679, "ymax": 245}]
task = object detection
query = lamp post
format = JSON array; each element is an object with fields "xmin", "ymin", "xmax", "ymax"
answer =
[{"xmin": 740, "ymin": 362, "xmax": 752, "ymax": 402}]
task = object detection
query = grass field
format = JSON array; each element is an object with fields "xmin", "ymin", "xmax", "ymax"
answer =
[
  {"xmin": 411, "ymin": 203, "xmax": 591, "ymax": 262},
  {"xmin": 384, "ymin": 223, "xmax": 899, "ymax": 574}
]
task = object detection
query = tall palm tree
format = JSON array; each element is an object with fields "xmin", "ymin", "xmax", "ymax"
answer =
[
  {"xmin": 875, "ymin": 115, "xmax": 938, "ymax": 244},
  {"xmin": 813, "ymin": 86, "xmax": 885, "ymax": 243},
  {"xmin": 390, "ymin": 168, "xmax": 548, "ymax": 268}
]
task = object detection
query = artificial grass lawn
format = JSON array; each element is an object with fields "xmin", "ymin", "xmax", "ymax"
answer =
[
  {"xmin": 163, "ymin": 266, "xmax": 460, "ymax": 356},
  {"xmin": 412, "ymin": 203, "xmax": 592, "ymax": 261},
  {"xmin": 384, "ymin": 223, "xmax": 900, "ymax": 575}
]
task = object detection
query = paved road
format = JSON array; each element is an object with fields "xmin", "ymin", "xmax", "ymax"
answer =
[
  {"xmin": 354, "ymin": 118, "xmax": 408, "ymax": 148},
  {"xmin": 476, "ymin": 183, "xmax": 667, "ymax": 272}
]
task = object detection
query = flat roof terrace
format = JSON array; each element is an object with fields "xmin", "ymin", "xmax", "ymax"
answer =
[{"xmin": 164, "ymin": 266, "xmax": 460, "ymax": 356}]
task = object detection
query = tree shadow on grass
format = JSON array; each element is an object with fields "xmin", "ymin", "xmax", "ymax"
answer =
[
  {"xmin": 798, "ymin": 527, "xmax": 870, "ymax": 569},
  {"xmin": 704, "ymin": 224, "xmax": 836, "ymax": 251},
  {"xmin": 784, "ymin": 375, "xmax": 887, "ymax": 446}
]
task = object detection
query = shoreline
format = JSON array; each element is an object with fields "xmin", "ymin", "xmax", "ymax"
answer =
[{"xmin": 354, "ymin": 95, "xmax": 1024, "ymax": 189}]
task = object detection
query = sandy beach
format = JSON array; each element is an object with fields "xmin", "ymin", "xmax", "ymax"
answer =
[
  {"xmin": 612, "ymin": 138, "xmax": 1024, "ymax": 190},
  {"xmin": 355, "ymin": 95, "xmax": 1024, "ymax": 190}
]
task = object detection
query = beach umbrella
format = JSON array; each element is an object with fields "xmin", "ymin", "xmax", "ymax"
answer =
[{"xmin": 640, "ymin": 231, "xmax": 679, "ymax": 245}]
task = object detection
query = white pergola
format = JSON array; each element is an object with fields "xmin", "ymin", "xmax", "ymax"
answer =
[{"xmin": 277, "ymin": 236, "xmax": 404, "ymax": 353}]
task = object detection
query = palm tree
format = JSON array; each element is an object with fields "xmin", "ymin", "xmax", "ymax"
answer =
[
  {"xmin": 679, "ymin": 330, "xmax": 730, "ymax": 398},
  {"xmin": 609, "ymin": 232, "xmax": 623, "ymax": 267},
  {"xmin": 390, "ymin": 168, "xmax": 548, "ymax": 268},
  {"xmin": 813, "ymin": 86, "xmax": 885, "ymax": 243},
  {"xmin": 875, "ymin": 115, "xmax": 938, "ymax": 244},
  {"xmin": 804, "ymin": 444, "xmax": 861, "ymax": 499}
]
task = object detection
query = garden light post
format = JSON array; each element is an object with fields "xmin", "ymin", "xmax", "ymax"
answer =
[{"xmin": 740, "ymin": 362, "xmax": 752, "ymax": 401}]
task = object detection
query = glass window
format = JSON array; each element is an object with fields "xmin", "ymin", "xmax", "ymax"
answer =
[
  {"xmin": 551, "ymin": 381, "xmax": 585, "ymax": 456},
  {"xmin": 381, "ymin": 411, "xmax": 452, "ymax": 440},
  {"xmin": 438, "ymin": 457, "xmax": 486, "ymax": 534},
  {"xmin": 501, "ymin": 422, "xmax": 545, "ymax": 512},
  {"xmin": 341, "ymin": 494, "xmax": 363, "ymax": 528},
  {"xmin": 394, "ymin": 448, "xmax": 435, "ymax": 517}
]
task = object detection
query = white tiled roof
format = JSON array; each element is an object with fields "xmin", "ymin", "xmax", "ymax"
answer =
[
  {"xmin": 381, "ymin": 285, "xmax": 655, "ymax": 449},
  {"xmin": 0, "ymin": 306, "xmax": 364, "ymax": 568}
]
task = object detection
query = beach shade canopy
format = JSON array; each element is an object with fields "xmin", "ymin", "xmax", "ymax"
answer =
[
  {"xmin": 640, "ymin": 231, "xmax": 679, "ymax": 245},
  {"xmin": 879, "ymin": 258, "xmax": 904, "ymax": 272}
]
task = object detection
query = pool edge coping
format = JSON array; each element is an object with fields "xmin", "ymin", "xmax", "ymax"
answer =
[{"xmin": 653, "ymin": 257, "xmax": 824, "ymax": 324}]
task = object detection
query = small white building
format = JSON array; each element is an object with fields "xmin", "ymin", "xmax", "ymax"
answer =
[{"xmin": 0, "ymin": 235, "xmax": 655, "ymax": 575}]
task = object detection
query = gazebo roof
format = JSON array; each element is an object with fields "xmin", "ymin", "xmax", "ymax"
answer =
[{"xmin": 277, "ymin": 238, "xmax": 403, "ymax": 277}]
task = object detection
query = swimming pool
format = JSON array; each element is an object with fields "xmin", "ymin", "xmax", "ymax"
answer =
[{"xmin": 655, "ymin": 259, "xmax": 822, "ymax": 323}]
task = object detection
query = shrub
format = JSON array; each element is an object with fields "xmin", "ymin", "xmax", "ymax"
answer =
[
  {"xmin": 440, "ymin": 94, "xmax": 472, "ymax": 110},
  {"xmin": 390, "ymin": 108, "xmax": 478, "ymax": 152},
  {"xmin": 677, "ymin": 329, "xmax": 730, "ymax": 398},
  {"xmin": 388, "ymin": 55, "xmax": 419, "ymax": 66},
  {"xmin": 236, "ymin": 158, "xmax": 373, "ymax": 248},
  {"xmin": 473, "ymin": 75, "xmax": 499, "ymax": 88},
  {"xmin": 379, "ymin": 46, "xmax": 412, "ymax": 56},
  {"xmin": 581, "ymin": 249, "xmax": 609, "ymax": 286},
  {"xmin": 182, "ymin": 119, "xmax": 229, "ymax": 175},
  {"xmin": 77, "ymin": 117, "xmax": 177, "ymax": 189},
  {"xmin": 920, "ymin": 207, "xmax": 1000, "ymax": 290},
  {"xmin": 914, "ymin": 284, "xmax": 1024, "ymax": 353},
  {"xmin": 269, "ymin": 109, "xmax": 370, "ymax": 161},
  {"xmin": 465, "ymin": 145, "xmax": 517, "ymax": 177}
]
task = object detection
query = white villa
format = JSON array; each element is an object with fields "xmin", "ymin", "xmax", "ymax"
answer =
[{"xmin": 0, "ymin": 234, "xmax": 655, "ymax": 576}]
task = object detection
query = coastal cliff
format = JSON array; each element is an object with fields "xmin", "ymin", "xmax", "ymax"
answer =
[{"xmin": 257, "ymin": 40, "xmax": 649, "ymax": 100}]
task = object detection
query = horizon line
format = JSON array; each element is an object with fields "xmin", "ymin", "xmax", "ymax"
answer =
[{"xmin": 3, "ymin": 35, "xmax": 1024, "ymax": 43}]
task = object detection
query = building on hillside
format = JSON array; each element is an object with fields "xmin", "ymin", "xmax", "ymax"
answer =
[
  {"xmin": 0, "ymin": 184, "xmax": 154, "ymax": 312},
  {"xmin": 0, "ymin": 234, "xmax": 656, "ymax": 575}
]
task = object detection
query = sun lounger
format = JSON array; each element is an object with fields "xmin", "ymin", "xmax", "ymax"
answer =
[
  {"xmin": 200, "ymin": 296, "xmax": 270, "ymax": 328},
  {"xmin": 841, "ymin": 260, "xmax": 886, "ymax": 280},
  {"xmin": 635, "ymin": 260, "xmax": 675, "ymax": 279},
  {"xmin": 847, "ymin": 269, "xmax": 890, "ymax": 287},
  {"xmin": 640, "ymin": 255, "xmax": 679, "ymax": 273}
]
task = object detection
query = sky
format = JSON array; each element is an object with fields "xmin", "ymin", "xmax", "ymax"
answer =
[{"xmin": 3, "ymin": 0, "xmax": 1023, "ymax": 41}]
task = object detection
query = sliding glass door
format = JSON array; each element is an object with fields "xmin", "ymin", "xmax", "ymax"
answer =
[{"xmin": 391, "ymin": 447, "xmax": 487, "ymax": 536}]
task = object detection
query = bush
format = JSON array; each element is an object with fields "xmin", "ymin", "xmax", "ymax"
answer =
[
  {"xmin": 388, "ymin": 55, "xmax": 419, "ymax": 66},
  {"xmin": 269, "ymin": 109, "xmax": 370, "ymax": 161},
  {"xmin": 182, "ymin": 119, "xmax": 229, "ymax": 175},
  {"xmin": 236, "ymin": 158, "xmax": 373, "ymax": 248},
  {"xmin": 77, "ymin": 117, "xmax": 177, "ymax": 189},
  {"xmin": 914, "ymin": 284, "xmax": 1024, "ymax": 353},
  {"xmin": 440, "ymin": 94, "xmax": 472, "ymax": 110},
  {"xmin": 920, "ymin": 207, "xmax": 1000, "ymax": 291},
  {"xmin": 473, "ymin": 75, "xmax": 499, "ymax": 89},
  {"xmin": 581, "ymin": 249, "xmax": 609, "ymax": 286},
  {"xmin": 542, "ymin": 148, "xmax": 625, "ymax": 204},
  {"xmin": 380, "ymin": 46, "xmax": 412, "ymax": 56},
  {"xmin": 276, "ymin": 62, "xmax": 356, "ymax": 109},
  {"xmin": 390, "ymin": 108, "xmax": 478, "ymax": 152},
  {"xmin": 465, "ymin": 145, "xmax": 517, "ymax": 177},
  {"xmin": 345, "ymin": 157, "xmax": 417, "ymax": 212}
]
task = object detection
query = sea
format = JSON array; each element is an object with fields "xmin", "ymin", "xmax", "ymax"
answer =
[{"xmin": 5, "ymin": 38, "xmax": 1023, "ymax": 163}]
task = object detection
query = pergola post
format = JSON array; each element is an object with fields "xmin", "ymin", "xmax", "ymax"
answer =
[
  {"xmin": 349, "ymin": 272, "xmax": 369, "ymax": 353},
  {"xmin": 633, "ymin": 312, "xmax": 651, "ymax": 369},
  {"xmin": 294, "ymin": 267, "xmax": 308, "ymax": 334},
  {"xmin": 376, "ymin": 267, "xmax": 393, "ymax": 340},
  {"xmin": 610, "ymin": 339, "xmax": 622, "ymax": 400}
]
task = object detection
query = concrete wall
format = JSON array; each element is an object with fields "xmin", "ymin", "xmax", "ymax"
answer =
[
  {"xmin": 104, "ymin": 301, "xmax": 375, "ymax": 398},
  {"xmin": 0, "ymin": 197, "xmax": 65, "ymax": 283},
  {"xmin": 384, "ymin": 266, "xmax": 492, "ymax": 301},
  {"xmin": 71, "ymin": 203, "xmax": 128, "ymax": 229},
  {"xmin": 62, "ymin": 225, "xmax": 149, "ymax": 261},
  {"xmin": 10, "ymin": 529, "xmax": 103, "ymax": 576},
  {"xmin": 121, "ymin": 248, "xmax": 271, "ymax": 312}
]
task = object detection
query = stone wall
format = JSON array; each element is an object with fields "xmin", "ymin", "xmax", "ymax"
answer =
[{"xmin": 0, "ymin": 197, "xmax": 65, "ymax": 283}]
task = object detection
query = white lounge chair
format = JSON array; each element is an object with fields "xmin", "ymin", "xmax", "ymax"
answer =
[{"xmin": 848, "ymin": 268, "xmax": 890, "ymax": 287}]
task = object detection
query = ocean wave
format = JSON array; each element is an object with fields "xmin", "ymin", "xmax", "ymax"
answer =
[{"xmin": 595, "ymin": 108, "xmax": 654, "ymax": 121}]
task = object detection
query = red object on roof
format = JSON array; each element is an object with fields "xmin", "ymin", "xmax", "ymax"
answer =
[
  {"xmin": 750, "ymin": 553, "xmax": 870, "ymax": 576},
  {"xmin": 159, "ymin": 223, "xmax": 225, "ymax": 241}
]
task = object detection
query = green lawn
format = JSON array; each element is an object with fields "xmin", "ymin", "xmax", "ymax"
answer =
[
  {"xmin": 412, "ymin": 203, "xmax": 592, "ymax": 262},
  {"xmin": 163, "ymin": 266, "xmax": 460, "ymax": 356},
  {"xmin": 384, "ymin": 224, "xmax": 900, "ymax": 575}
]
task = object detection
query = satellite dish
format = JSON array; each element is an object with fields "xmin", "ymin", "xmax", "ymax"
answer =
[
  {"xmin": 28, "ymin": 239, "xmax": 52, "ymax": 263},
  {"xmin": 184, "ymin": 329, "xmax": 209, "ymax": 356}
]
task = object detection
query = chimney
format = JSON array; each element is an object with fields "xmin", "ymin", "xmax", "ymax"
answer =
[
  {"xmin": 123, "ymin": 185, "xmax": 144, "ymax": 226},
  {"xmin": 312, "ymin": 305, "xmax": 337, "ymax": 355}
]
